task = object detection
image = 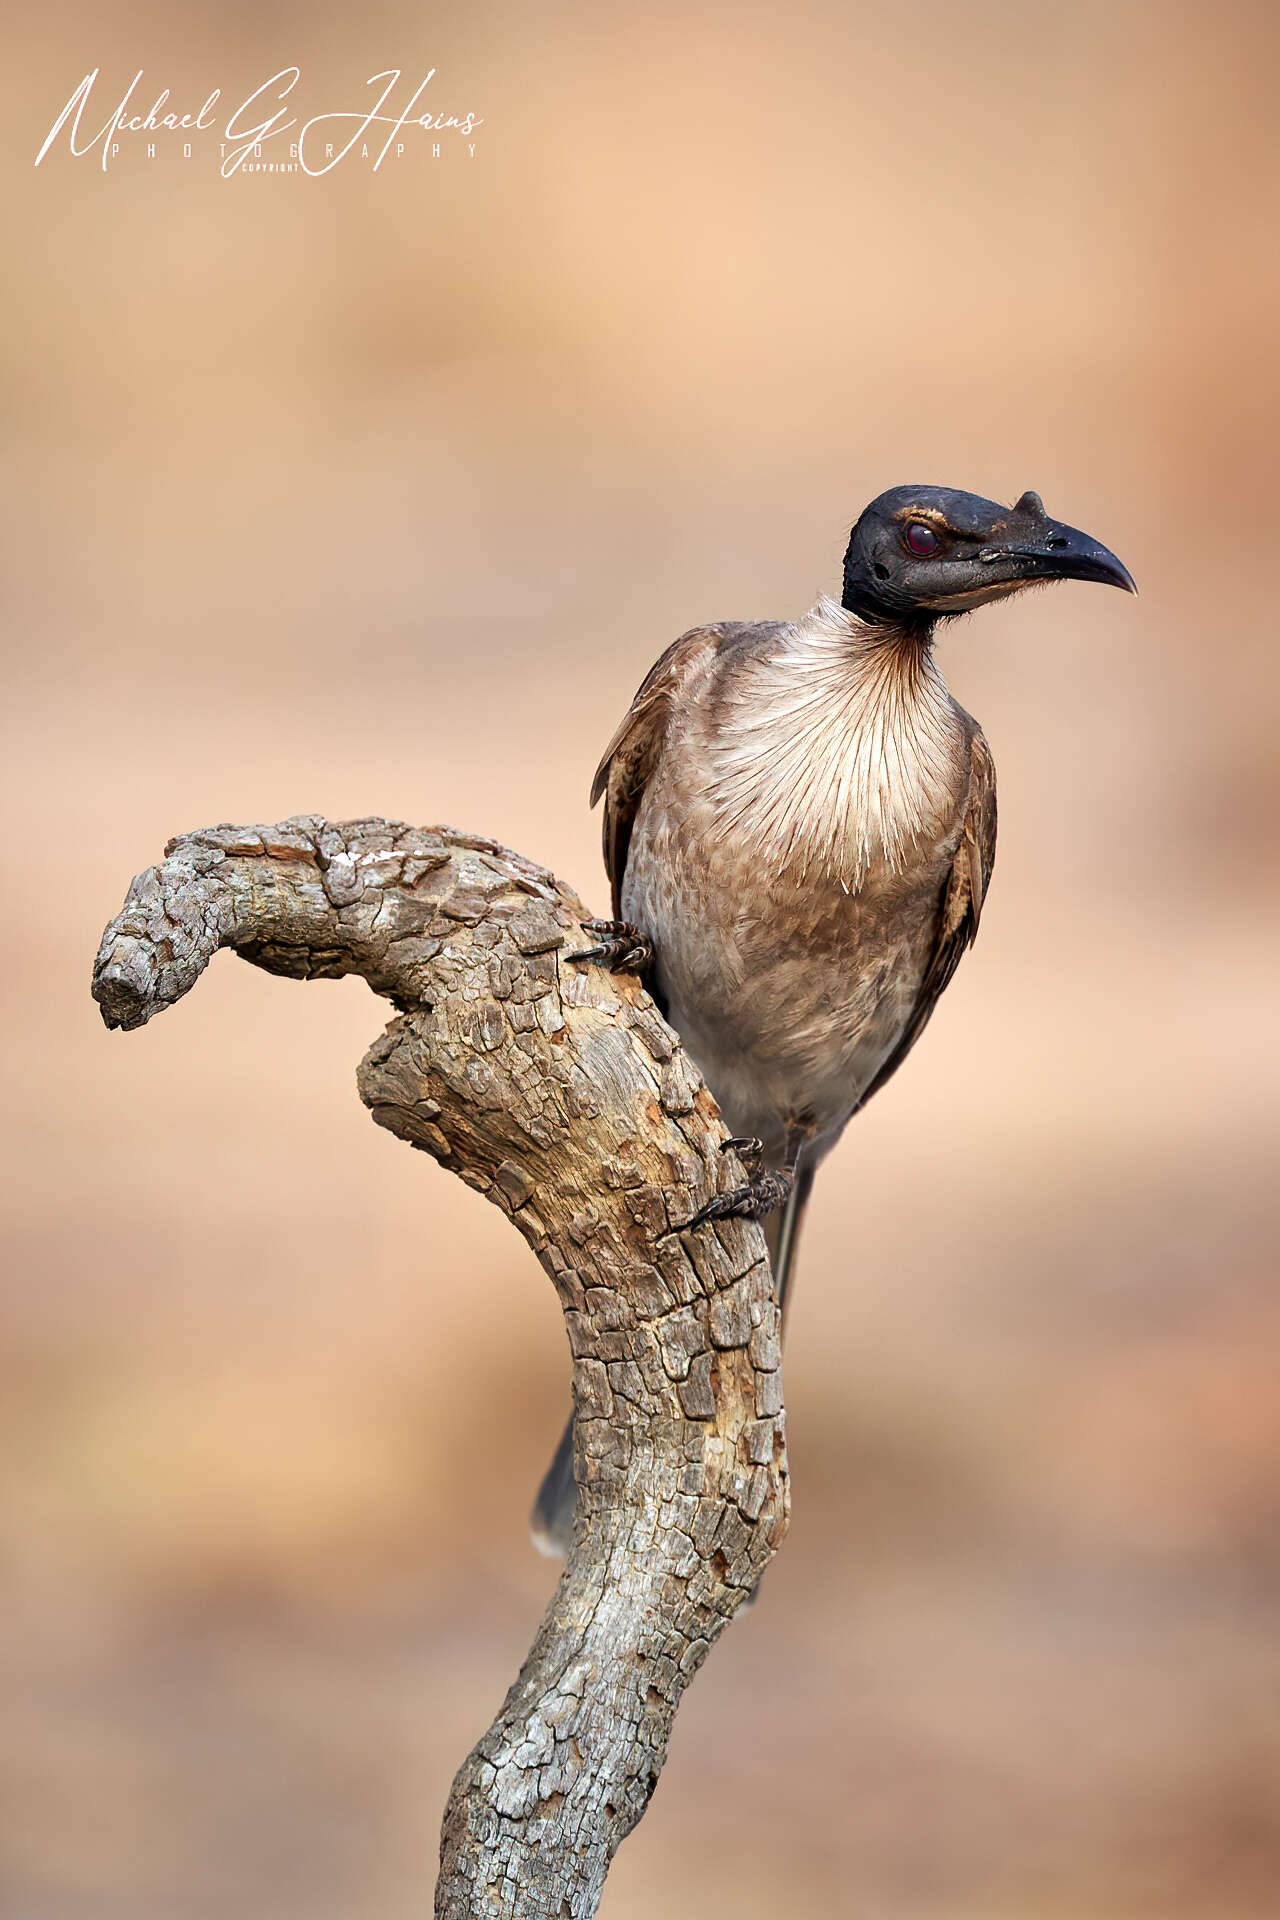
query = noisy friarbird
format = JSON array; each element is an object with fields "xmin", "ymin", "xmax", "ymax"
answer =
[{"xmin": 533, "ymin": 485, "xmax": 1135, "ymax": 1553}]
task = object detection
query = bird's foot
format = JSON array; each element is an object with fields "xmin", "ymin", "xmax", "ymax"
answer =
[
  {"xmin": 567, "ymin": 918, "xmax": 653, "ymax": 973},
  {"xmin": 682, "ymin": 1137, "xmax": 792, "ymax": 1229}
]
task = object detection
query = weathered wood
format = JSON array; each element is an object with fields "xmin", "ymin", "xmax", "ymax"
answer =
[{"xmin": 92, "ymin": 814, "xmax": 788, "ymax": 1919}]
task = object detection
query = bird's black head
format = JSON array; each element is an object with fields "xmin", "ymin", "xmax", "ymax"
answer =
[{"xmin": 840, "ymin": 485, "xmax": 1136, "ymax": 630}]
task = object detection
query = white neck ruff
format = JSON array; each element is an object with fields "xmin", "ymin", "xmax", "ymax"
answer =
[{"xmin": 708, "ymin": 596, "xmax": 964, "ymax": 889}]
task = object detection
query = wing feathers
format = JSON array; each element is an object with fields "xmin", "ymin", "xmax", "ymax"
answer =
[
  {"xmin": 591, "ymin": 624, "xmax": 728, "ymax": 915},
  {"xmin": 859, "ymin": 724, "xmax": 997, "ymax": 1106}
]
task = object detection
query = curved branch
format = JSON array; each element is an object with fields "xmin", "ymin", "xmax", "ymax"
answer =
[{"xmin": 93, "ymin": 815, "xmax": 788, "ymax": 1920}]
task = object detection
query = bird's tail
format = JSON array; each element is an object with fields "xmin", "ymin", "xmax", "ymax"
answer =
[
  {"xmin": 530, "ymin": 1411, "xmax": 577, "ymax": 1557},
  {"xmin": 528, "ymin": 1157, "xmax": 816, "ymax": 1558},
  {"xmin": 765, "ymin": 1154, "xmax": 815, "ymax": 1332}
]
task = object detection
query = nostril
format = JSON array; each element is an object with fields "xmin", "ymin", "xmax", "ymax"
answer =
[{"xmin": 1046, "ymin": 535, "xmax": 1069, "ymax": 550}]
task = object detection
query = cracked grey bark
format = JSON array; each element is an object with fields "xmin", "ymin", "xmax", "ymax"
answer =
[{"xmin": 92, "ymin": 815, "xmax": 789, "ymax": 1919}]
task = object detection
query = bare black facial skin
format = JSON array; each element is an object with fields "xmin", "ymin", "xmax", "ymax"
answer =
[{"xmin": 841, "ymin": 485, "xmax": 1136, "ymax": 629}]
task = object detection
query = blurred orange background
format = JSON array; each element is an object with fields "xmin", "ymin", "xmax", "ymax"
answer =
[{"xmin": 3, "ymin": 2, "xmax": 1279, "ymax": 1915}]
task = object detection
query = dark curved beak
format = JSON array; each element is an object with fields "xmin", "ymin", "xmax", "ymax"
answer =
[{"xmin": 980, "ymin": 518, "xmax": 1137, "ymax": 595}]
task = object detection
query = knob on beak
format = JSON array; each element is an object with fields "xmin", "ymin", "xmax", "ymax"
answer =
[{"xmin": 980, "ymin": 514, "xmax": 1137, "ymax": 594}]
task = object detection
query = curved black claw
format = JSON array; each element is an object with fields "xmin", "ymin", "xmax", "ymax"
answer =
[
  {"xmin": 567, "ymin": 918, "xmax": 654, "ymax": 973},
  {"xmin": 683, "ymin": 1141, "xmax": 792, "ymax": 1230},
  {"xmin": 721, "ymin": 1135, "xmax": 765, "ymax": 1163}
]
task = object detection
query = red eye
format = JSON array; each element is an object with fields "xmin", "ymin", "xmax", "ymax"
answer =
[{"xmin": 905, "ymin": 522, "xmax": 939, "ymax": 556}]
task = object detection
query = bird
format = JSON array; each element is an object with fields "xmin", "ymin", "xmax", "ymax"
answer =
[{"xmin": 532, "ymin": 484, "xmax": 1135, "ymax": 1554}]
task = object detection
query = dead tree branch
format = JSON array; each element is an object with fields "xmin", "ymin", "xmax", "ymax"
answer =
[{"xmin": 92, "ymin": 815, "xmax": 788, "ymax": 1919}]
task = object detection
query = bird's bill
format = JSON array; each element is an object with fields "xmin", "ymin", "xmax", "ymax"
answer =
[{"xmin": 978, "ymin": 518, "xmax": 1137, "ymax": 595}]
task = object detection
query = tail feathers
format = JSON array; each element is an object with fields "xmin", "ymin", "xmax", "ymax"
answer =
[
  {"xmin": 530, "ymin": 1412, "xmax": 577, "ymax": 1557},
  {"xmin": 765, "ymin": 1157, "xmax": 815, "ymax": 1330}
]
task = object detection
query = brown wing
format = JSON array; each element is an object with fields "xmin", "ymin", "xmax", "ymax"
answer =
[
  {"xmin": 591, "ymin": 624, "xmax": 735, "ymax": 916},
  {"xmin": 859, "ymin": 724, "xmax": 998, "ymax": 1108}
]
